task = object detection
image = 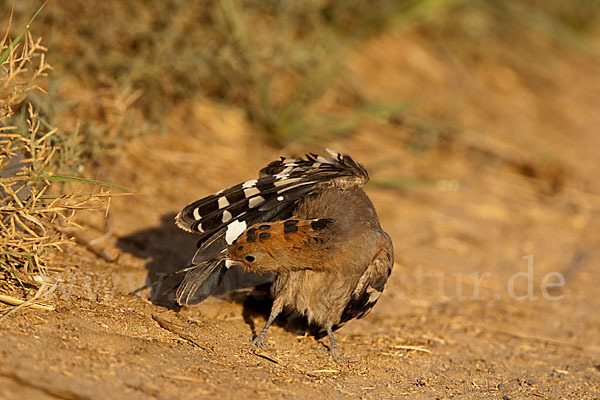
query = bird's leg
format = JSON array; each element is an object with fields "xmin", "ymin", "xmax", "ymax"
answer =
[
  {"xmin": 251, "ymin": 300, "xmax": 283, "ymax": 347},
  {"xmin": 326, "ymin": 323, "xmax": 359, "ymax": 361},
  {"xmin": 326, "ymin": 323, "xmax": 343, "ymax": 359}
]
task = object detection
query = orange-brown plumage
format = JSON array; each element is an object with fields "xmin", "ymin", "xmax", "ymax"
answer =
[{"xmin": 227, "ymin": 218, "xmax": 335, "ymax": 274}]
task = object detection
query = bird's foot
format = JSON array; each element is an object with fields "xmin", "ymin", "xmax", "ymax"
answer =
[
  {"xmin": 330, "ymin": 347, "xmax": 360, "ymax": 362},
  {"xmin": 251, "ymin": 332, "xmax": 267, "ymax": 347},
  {"xmin": 325, "ymin": 324, "xmax": 358, "ymax": 362}
]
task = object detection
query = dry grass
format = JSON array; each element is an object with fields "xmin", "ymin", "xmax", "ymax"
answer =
[{"xmin": 0, "ymin": 7, "xmax": 111, "ymax": 289}]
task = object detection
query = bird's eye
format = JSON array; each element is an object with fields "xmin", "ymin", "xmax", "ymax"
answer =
[{"xmin": 245, "ymin": 255, "xmax": 255, "ymax": 262}]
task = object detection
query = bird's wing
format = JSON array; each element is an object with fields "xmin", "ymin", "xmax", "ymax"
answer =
[
  {"xmin": 175, "ymin": 151, "xmax": 367, "ymax": 305},
  {"xmin": 338, "ymin": 230, "xmax": 394, "ymax": 324},
  {"xmin": 176, "ymin": 151, "xmax": 367, "ymax": 262}
]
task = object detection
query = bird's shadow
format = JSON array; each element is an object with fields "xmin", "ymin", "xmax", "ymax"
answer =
[
  {"xmin": 116, "ymin": 213, "xmax": 196, "ymax": 309},
  {"xmin": 115, "ymin": 213, "xmax": 310, "ymax": 335},
  {"xmin": 235, "ymin": 287, "xmax": 313, "ymax": 339}
]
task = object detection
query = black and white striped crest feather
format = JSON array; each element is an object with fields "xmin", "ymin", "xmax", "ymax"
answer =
[{"xmin": 175, "ymin": 150, "xmax": 368, "ymax": 264}]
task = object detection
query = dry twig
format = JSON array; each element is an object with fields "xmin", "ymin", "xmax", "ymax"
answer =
[
  {"xmin": 0, "ymin": 293, "xmax": 54, "ymax": 311},
  {"xmin": 152, "ymin": 314, "xmax": 210, "ymax": 350},
  {"xmin": 392, "ymin": 345, "xmax": 432, "ymax": 354}
]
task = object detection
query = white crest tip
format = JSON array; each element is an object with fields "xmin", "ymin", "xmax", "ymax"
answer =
[{"xmin": 225, "ymin": 220, "xmax": 247, "ymax": 245}]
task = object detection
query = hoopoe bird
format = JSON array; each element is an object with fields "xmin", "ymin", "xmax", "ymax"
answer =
[{"xmin": 175, "ymin": 150, "xmax": 394, "ymax": 358}]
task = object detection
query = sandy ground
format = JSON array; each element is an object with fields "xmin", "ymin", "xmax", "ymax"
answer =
[{"xmin": 1, "ymin": 31, "xmax": 600, "ymax": 399}]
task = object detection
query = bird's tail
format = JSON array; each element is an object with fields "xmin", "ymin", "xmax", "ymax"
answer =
[
  {"xmin": 175, "ymin": 260, "xmax": 275, "ymax": 306},
  {"xmin": 175, "ymin": 259, "xmax": 227, "ymax": 305}
]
